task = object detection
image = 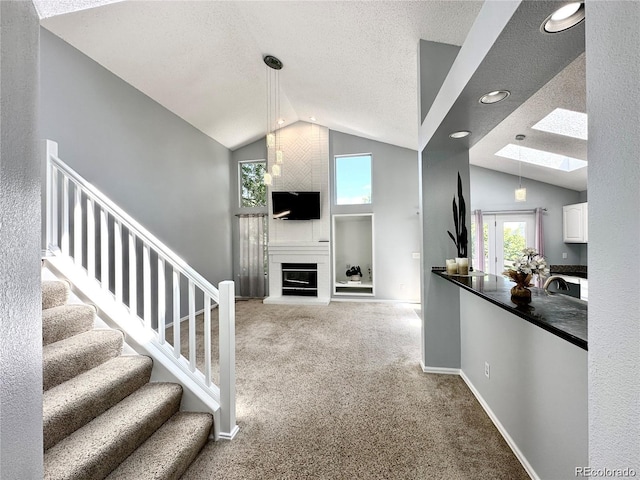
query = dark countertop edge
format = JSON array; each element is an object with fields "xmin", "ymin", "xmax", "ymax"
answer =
[
  {"xmin": 433, "ymin": 271, "xmax": 588, "ymax": 351},
  {"xmin": 550, "ymin": 271, "xmax": 588, "ymax": 279}
]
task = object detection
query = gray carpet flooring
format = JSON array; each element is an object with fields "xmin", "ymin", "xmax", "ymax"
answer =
[{"xmin": 175, "ymin": 300, "xmax": 528, "ymax": 480}]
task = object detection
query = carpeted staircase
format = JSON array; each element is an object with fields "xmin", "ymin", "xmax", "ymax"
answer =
[{"xmin": 42, "ymin": 280, "xmax": 213, "ymax": 480}]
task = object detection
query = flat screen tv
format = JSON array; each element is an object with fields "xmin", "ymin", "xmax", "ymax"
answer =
[{"xmin": 272, "ymin": 191, "xmax": 321, "ymax": 220}]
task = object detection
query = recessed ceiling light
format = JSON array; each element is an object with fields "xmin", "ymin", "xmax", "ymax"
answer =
[
  {"xmin": 496, "ymin": 144, "xmax": 587, "ymax": 172},
  {"xmin": 542, "ymin": 2, "xmax": 585, "ymax": 33},
  {"xmin": 479, "ymin": 90, "xmax": 510, "ymax": 105},
  {"xmin": 309, "ymin": 116, "xmax": 317, "ymax": 122},
  {"xmin": 277, "ymin": 118, "xmax": 285, "ymax": 125},
  {"xmin": 449, "ymin": 130, "xmax": 471, "ymax": 139},
  {"xmin": 532, "ymin": 108, "xmax": 588, "ymax": 140}
]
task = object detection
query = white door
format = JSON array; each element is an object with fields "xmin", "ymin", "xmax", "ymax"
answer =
[{"xmin": 482, "ymin": 214, "xmax": 535, "ymax": 275}]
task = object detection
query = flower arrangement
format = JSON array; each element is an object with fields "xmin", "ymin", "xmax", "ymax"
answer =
[{"xmin": 503, "ymin": 247, "xmax": 550, "ymax": 287}]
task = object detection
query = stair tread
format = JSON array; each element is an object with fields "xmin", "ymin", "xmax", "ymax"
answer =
[
  {"xmin": 42, "ymin": 280, "xmax": 69, "ymax": 310},
  {"xmin": 43, "ymin": 329, "xmax": 124, "ymax": 391},
  {"xmin": 44, "ymin": 355, "xmax": 153, "ymax": 451},
  {"xmin": 44, "ymin": 382, "xmax": 183, "ymax": 480},
  {"xmin": 42, "ymin": 304, "xmax": 96, "ymax": 346},
  {"xmin": 106, "ymin": 412, "xmax": 213, "ymax": 480}
]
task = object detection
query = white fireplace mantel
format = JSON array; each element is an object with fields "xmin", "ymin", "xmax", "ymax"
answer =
[{"xmin": 264, "ymin": 242, "xmax": 331, "ymax": 305}]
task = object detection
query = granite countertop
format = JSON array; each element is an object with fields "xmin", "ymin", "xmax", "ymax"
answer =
[
  {"xmin": 433, "ymin": 270, "xmax": 587, "ymax": 350},
  {"xmin": 550, "ymin": 264, "xmax": 588, "ymax": 279}
]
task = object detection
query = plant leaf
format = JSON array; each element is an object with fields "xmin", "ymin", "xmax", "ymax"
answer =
[
  {"xmin": 452, "ymin": 198, "xmax": 459, "ymax": 239},
  {"xmin": 460, "ymin": 225, "xmax": 468, "ymax": 257},
  {"xmin": 457, "ymin": 172, "xmax": 468, "ymax": 257},
  {"xmin": 447, "ymin": 230, "xmax": 458, "ymax": 248}
]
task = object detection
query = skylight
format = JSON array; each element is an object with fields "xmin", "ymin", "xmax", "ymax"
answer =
[
  {"xmin": 531, "ymin": 108, "xmax": 588, "ymax": 140},
  {"xmin": 495, "ymin": 144, "xmax": 587, "ymax": 172}
]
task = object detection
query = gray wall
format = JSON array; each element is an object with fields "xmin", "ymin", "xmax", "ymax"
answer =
[
  {"xmin": 460, "ymin": 289, "xmax": 587, "ymax": 479},
  {"xmin": 0, "ymin": 2, "xmax": 43, "ymax": 477},
  {"xmin": 586, "ymin": 1, "xmax": 640, "ymax": 471},
  {"xmin": 470, "ymin": 165, "xmax": 587, "ymax": 266},
  {"xmin": 330, "ymin": 130, "xmax": 421, "ymax": 302},
  {"xmin": 419, "ymin": 40, "xmax": 461, "ymax": 125},
  {"xmin": 420, "ymin": 146, "xmax": 470, "ymax": 369},
  {"xmin": 39, "ymin": 28, "xmax": 232, "ymax": 288}
]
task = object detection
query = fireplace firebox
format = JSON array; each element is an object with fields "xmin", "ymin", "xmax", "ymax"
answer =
[{"xmin": 282, "ymin": 263, "xmax": 318, "ymax": 297}]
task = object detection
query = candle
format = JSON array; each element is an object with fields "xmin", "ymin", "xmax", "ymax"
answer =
[
  {"xmin": 457, "ymin": 258, "xmax": 469, "ymax": 276},
  {"xmin": 446, "ymin": 259, "xmax": 458, "ymax": 274}
]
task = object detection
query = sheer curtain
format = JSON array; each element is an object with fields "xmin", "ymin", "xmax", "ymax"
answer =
[
  {"xmin": 238, "ymin": 214, "xmax": 267, "ymax": 298},
  {"xmin": 534, "ymin": 207, "xmax": 545, "ymax": 257},
  {"xmin": 474, "ymin": 209, "xmax": 485, "ymax": 272},
  {"xmin": 534, "ymin": 207, "xmax": 545, "ymax": 286}
]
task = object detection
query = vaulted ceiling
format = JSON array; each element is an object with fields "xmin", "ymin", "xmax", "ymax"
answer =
[
  {"xmin": 38, "ymin": 0, "xmax": 482, "ymax": 151},
  {"xmin": 36, "ymin": 1, "xmax": 587, "ymax": 191}
]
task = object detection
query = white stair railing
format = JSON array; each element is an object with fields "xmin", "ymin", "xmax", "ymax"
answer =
[{"xmin": 44, "ymin": 140, "xmax": 238, "ymax": 439}]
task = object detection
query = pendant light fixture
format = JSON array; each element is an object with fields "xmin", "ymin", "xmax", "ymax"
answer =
[
  {"xmin": 263, "ymin": 55, "xmax": 284, "ymax": 185},
  {"xmin": 515, "ymin": 134, "xmax": 527, "ymax": 202}
]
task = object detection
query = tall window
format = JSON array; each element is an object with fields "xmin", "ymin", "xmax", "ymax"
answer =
[
  {"xmin": 239, "ymin": 160, "xmax": 267, "ymax": 208},
  {"xmin": 335, "ymin": 154, "xmax": 372, "ymax": 205}
]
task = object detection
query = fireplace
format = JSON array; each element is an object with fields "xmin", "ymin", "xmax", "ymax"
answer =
[
  {"xmin": 282, "ymin": 263, "xmax": 318, "ymax": 297},
  {"xmin": 264, "ymin": 242, "xmax": 330, "ymax": 305}
]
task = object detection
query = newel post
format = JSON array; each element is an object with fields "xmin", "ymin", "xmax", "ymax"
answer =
[{"xmin": 218, "ymin": 280, "xmax": 238, "ymax": 439}]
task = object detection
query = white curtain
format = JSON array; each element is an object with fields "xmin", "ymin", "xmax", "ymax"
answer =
[
  {"xmin": 474, "ymin": 209, "xmax": 485, "ymax": 272},
  {"xmin": 534, "ymin": 207, "xmax": 545, "ymax": 286},
  {"xmin": 238, "ymin": 214, "xmax": 267, "ymax": 297},
  {"xmin": 534, "ymin": 207, "xmax": 545, "ymax": 257}
]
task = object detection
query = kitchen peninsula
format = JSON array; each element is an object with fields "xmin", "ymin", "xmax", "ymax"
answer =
[
  {"xmin": 432, "ymin": 269, "xmax": 588, "ymax": 480},
  {"xmin": 433, "ymin": 270, "xmax": 587, "ymax": 350}
]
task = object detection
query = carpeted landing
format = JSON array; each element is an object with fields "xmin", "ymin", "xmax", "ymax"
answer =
[{"xmin": 177, "ymin": 300, "xmax": 529, "ymax": 480}]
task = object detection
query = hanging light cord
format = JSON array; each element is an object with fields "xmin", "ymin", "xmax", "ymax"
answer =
[
  {"xmin": 516, "ymin": 133, "xmax": 525, "ymax": 188},
  {"xmin": 518, "ymin": 156, "xmax": 522, "ymax": 188}
]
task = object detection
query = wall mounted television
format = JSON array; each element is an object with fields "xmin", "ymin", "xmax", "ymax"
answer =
[{"xmin": 272, "ymin": 191, "xmax": 321, "ymax": 220}]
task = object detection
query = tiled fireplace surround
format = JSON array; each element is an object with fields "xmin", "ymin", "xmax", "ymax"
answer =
[{"xmin": 263, "ymin": 122, "xmax": 331, "ymax": 305}]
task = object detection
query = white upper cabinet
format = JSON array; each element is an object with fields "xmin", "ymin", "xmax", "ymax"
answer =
[{"xmin": 563, "ymin": 202, "xmax": 588, "ymax": 243}]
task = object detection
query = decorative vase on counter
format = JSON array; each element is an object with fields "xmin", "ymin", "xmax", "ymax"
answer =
[
  {"xmin": 503, "ymin": 247, "xmax": 550, "ymax": 307},
  {"xmin": 510, "ymin": 281, "xmax": 532, "ymax": 306}
]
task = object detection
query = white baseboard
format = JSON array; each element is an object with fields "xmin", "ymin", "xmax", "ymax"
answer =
[
  {"xmin": 218, "ymin": 425, "xmax": 240, "ymax": 441},
  {"xmin": 459, "ymin": 371, "xmax": 538, "ymax": 480},
  {"xmin": 420, "ymin": 361, "xmax": 461, "ymax": 375},
  {"xmin": 420, "ymin": 363, "xmax": 537, "ymax": 479}
]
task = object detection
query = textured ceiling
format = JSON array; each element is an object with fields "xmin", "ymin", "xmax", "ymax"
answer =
[
  {"xmin": 33, "ymin": 0, "xmax": 124, "ymax": 19},
  {"xmin": 40, "ymin": 0, "xmax": 483, "ymax": 151},
  {"xmin": 422, "ymin": 0, "xmax": 587, "ymax": 192},
  {"xmin": 470, "ymin": 53, "xmax": 587, "ymax": 191},
  {"xmin": 38, "ymin": 0, "xmax": 588, "ymax": 191}
]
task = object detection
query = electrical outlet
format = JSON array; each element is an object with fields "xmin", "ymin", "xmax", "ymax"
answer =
[
  {"xmin": 484, "ymin": 361, "xmax": 490, "ymax": 379},
  {"xmin": 412, "ymin": 252, "xmax": 420, "ymax": 259},
  {"xmin": 562, "ymin": 252, "xmax": 568, "ymax": 259}
]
